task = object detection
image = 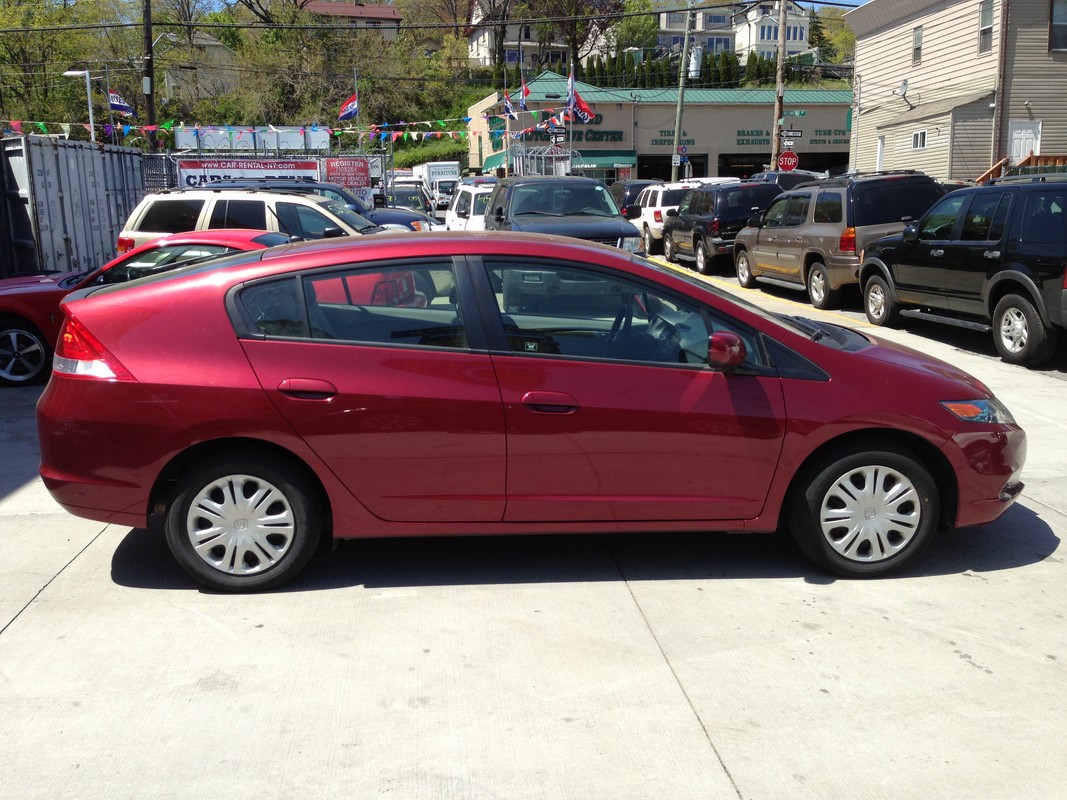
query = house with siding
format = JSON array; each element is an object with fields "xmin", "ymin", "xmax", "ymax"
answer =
[{"xmin": 846, "ymin": 0, "xmax": 1067, "ymax": 181}]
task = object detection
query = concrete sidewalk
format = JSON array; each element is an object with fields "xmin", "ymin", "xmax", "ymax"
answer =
[{"xmin": 1, "ymin": 300, "xmax": 1065, "ymax": 798}]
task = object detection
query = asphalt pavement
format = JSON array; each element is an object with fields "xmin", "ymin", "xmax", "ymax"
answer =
[{"xmin": 1, "ymin": 270, "xmax": 1065, "ymax": 799}]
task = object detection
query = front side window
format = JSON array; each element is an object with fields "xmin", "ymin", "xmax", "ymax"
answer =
[
  {"xmin": 276, "ymin": 203, "xmax": 338, "ymax": 239},
  {"xmin": 1053, "ymin": 0, "xmax": 1067, "ymax": 50},
  {"xmin": 762, "ymin": 196, "xmax": 790, "ymax": 228},
  {"xmin": 979, "ymin": 0, "xmax": 994, "ymax": 53},
  {"xmin": 918, "ymin": 195, "xmax": 966, "ymax": 240},
  {"xmin": 240, "ymin": 262, "xmax": 464, "ymax": 347},
  {"xmin": 782, "ymin": 194, "xmax": 811, "ymax": 227},
  {"xmin": 913, "ymin": 25, "xmax": 923, "ymax": 63}
]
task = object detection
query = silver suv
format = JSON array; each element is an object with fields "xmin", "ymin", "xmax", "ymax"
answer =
[
  {"xmin": 732, "ymin": 171, "xmax": 945, "ymax": 309},
  {"xmin": 118, "ymin": 188, "xmax": 381, "ymax": 253}
]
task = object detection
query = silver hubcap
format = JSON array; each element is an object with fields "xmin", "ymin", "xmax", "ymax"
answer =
[
  {"xmin": 867, "ymin": 284, "xmax": 886, "ymax": 320},
  {"xmin": 998, "ymin": 307, "xmax": 1028, "ymax": 353},
  {"xmin": 819, "ymin": 464, "xmax": 921, "ymax": 563},
  {"xmin": 696, "ymin": 246, "xmax": 705, "ymax": 270},
  {"xmin": 737, "ymin": 255, "xmax": 750, "ymax": 282},
  {"xmin": 186, "ymin": 474, "xmax": 296, "ymax": 576},
  {"xmin": 0, "ymin": 328, "xmax": 46, "ymax": 382},
  {"xmin": 644, "ymin": 228, "xmax": 653, "ymax": 249},
  {"xmin": 810, "ymin": 271, "xmax": 826, "ymax": 302}
]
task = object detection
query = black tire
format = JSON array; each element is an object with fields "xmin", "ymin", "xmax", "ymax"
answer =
[
  {"xmin": 695, "ymin": 240, "xmax": 711, "ymax": 275},
  {"xmin": 642, "ymin": 225, "xmax": 659, "ymax": 255},
  {"xmin": 663, "ymin": 232, "xmax": 678, "ymax": 263},
  {"xmin": 735, "ymin": 249, "xmax": 757, "ymax": 288},
  {"xmin": 165, "ymin": 454, "xmax": 322, "ymax": 592},
  {"xmin": 806, "ymin": 261, "xmax": 839, "ymax": 310},
  {"xmin": 992, "ymin": 293, "xmax": 1059, "ymax": 368},
  {"xmin": 0, "ymin": 316, "xmax": 51, "ymax": 386},
  {"xmin": 787, "ymin": 444, "xmax": 939, "ymax": 578},
  {"xmin": 863, "ymin": 275, "xmax": 900, "ymax": 327}
]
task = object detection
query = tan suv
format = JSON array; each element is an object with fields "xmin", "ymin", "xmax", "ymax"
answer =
[
  {"xmin": 118, "ymin": 188, "xmax": 382, "ymax": 253},
  {"xmin": 732, "ymin": 171, "xmax": 945, "ymax": 309}
]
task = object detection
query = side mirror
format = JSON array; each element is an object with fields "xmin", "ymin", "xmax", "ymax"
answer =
[
  {"xmin": 322, "ymin": 227, "xmax": 346, "ymax": 239},
  {"xmin": 373, "ymin": 194, "xmax": 386, "ymax": 207},
  {"xmin": 665, "ymin": 208, "xmax": 679, "ymax": 217},
  {"xmin": 457, "ymin": 208, "xmax": 469, "ymax": 219},
  {"xmin": 707, "ymin": 331, "xmax": 747, "ymax": 369},
  {"xmin": 902, "ymin": 225, "xmax": 919, "ymax": 243},
  {"xmin": 747, "ymin": 216, "xmax": 762, "ymax": 228},
  {"xmin": 623, "ymin": 204, "xmax": 641, "ymax": 220},
  {"xmin": 494, "ymin": 206, "xmax": 506, "ymax": 222}
]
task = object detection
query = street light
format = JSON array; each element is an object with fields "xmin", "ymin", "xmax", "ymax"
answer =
[{"xmin": 62, "ymin": 69, "xmax": 96, "ymax": 142}]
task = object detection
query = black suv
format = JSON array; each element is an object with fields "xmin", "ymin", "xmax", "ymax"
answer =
[
  {"xmin": 484, "ymin": 176, "xmax": 642, "ymax": 252},
  {"xmin": 662, "ymin": 181, "xmax": 784, "ymax": 273},
  {"xmin": 205, "ymin": 178, "xmax": 438, "ymax": 231},
  {"xmin": 860, "ymin": 174, "xmax": 1067, "ymax": 367}
]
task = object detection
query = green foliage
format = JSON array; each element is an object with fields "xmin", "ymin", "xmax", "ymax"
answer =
[{"xmin": 392, "ymin": 139, "xmax": 467, "ymax": 168}]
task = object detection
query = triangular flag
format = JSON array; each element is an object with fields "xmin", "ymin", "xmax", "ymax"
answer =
[{"xmin": 36, "ymin": 122, "xmax": 48, "ymax": 133}]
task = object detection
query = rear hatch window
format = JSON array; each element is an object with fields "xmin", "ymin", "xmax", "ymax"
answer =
[{"xmin": 852, "ymin": 180, "xmax": 944, "ymax": 227}]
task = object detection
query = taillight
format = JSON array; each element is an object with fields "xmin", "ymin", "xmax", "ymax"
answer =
[
  {"xmin": 116, "ymin": 236, "xmax": 135, "ymax": 254},
  {"xmin": 654, "ymin": 210, "xmax": 663, "ymax": 223},
  {"xmin": 839, "ymin": 227, "xmax": 857, "ymax": 253},
  {"xmin": 52, "ymin": 314, "xmax": 135, "ymax": 381},
  {"xmin": 710, "ymin": 218, "xmax": 721, "ymax": 236}
]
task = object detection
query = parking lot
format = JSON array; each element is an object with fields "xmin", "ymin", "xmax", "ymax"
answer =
[{"xmin": 2, "ymin": 271, "xmax": 1066, "ymax": 799}]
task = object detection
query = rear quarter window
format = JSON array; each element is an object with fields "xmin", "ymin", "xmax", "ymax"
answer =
[
  {"xmin": 1020, "ymin": 190, "xmax": 1067, "ymax": 244},
  {"xmin": 138, "ymin": 198, "xmax": 205, "ymax": 233},
  {"xmin": 852, "ymin": 180, "xmax": 944, "ymax": 227}
]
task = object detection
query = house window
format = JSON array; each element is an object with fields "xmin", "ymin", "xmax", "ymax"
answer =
[
  {"xmin": 1053, "ymin": 0, "xmax": 1067, "ymax": 50},
  {"xmin": 913, "ymin": 26, "xmax": 923, "ymax": 63},
  {"xmin": 505, "ymin": 50, "xmax": 518, "ymax": 63},
  {"xmin": 523, "ymin": 25, "xmax": 531, "ymax": 39},
  {"xmin": 667, "ymin": 12, "xmax": 686, "ymax": 27},
  {"xmin": 912, "ymin": 130, "xmax": 927, "ymax": 149},
  {"xmin": 704, "ymin": 14, "xmax": 727, "ymax": 27},
  {"xmin": 979, "ymin": 1, "xmax": 993, "ymax": 53},
  {"xmin": 760, "ymin": 24, "xmax": 778, "ymax": 41},
  {"xmin": 706, "ymin": 36, "xmax": 732, "ymax": 52}
]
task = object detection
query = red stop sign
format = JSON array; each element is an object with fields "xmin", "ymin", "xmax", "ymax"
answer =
[{"xmin": 778, "ymin": 150, "xmax": 799, "ymax": 171}]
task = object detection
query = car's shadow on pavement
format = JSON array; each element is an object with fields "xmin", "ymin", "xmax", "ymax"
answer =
[{"xmin": 110, "ymin": 502, "xmax": 1059, "ymax": 593}]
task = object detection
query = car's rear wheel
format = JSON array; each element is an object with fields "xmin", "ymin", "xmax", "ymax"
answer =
[
  {"xmin": 806, "ymin": 261, "xmax": 839, "ymax": 310},
  {"xmin": 788, "ymin": 444, "xmax": 939, "ymax": 578},
  {"xmin": 664, "ymin": 233, "xmax": 677, "ymax": 263},
  {"xmin": 863, "ymin": 275, "xmax": 900, "ymax": 327},
  {"xmin": 643, "ymin": 225, "xmax": 658, "ymax": 255},
  {"xmin": 165, "ymin": 455, "xmax": 322, "ymax": 592},
  {"xmin": 993, "ymin": 293, "xmax": 1058, "ymax": 368},
  {"xmin": 695, "ymin": 240, "xmax": 711, "ymax": 275},
  {"xmin": 0, "ymin": 317, "xmax": 51, "ymax": 386},
  {"xmin": 735, "ymin": 250, "xmax": 757, "ymax": 288}
]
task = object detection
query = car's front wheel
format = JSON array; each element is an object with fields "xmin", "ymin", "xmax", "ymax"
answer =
[
  {"xmin": 863, "ymin": 275, "xmax": 900, "ymax": 327},
  {"xmin": 993, "ymin": 293, "xmax": 1059, "ymax": 368},
  {"xmin": 663, "ymin": 233, "xmax": 677, "ymax": 263},
  {"xmin": 165, "ymin": 455, "xmax": 322, "ymax": 592},
  {"xmin": 806, "ymin": 261, "xmax": 839, "ymax": 310},
  {"xmin": 0, "ymin": 317, "xmax": 51, "ymax": 386},
  {"xmin": 788, "ymin": 444, "xmax": 939, "ymax": 578},
  {"xmin": 735, "ymin": 250, "xmax": 757, "ymax": 288}
]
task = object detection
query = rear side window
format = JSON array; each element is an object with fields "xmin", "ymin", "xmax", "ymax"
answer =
[
  {"xmin": 852, "ymin": 180, "xmax": 944, "ymax": 226},
  {"xmin": 813, "ymin": 191, "xmax": 843, "ymax": 223},
  {"xmin": 720, "ymin": 185, "xmax": 780, "ymax": 215},
  {"xmin": 1020, "ymin": 190, "xmax": 1067, "ymax": 244},
  {"xmin": 137, "ymin": 198, "xmax": 205, "ymax": 233},
  {"xmin": 961, "ymin": 192, "xmax": 1011, "ymax": 241},
  {"xmin": 209, "ymin": 199, "xmax": 267, "ymax": 230}
]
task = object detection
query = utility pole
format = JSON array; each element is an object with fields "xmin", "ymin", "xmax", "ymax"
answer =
[
  {"xmin": 670, "ymin": 0, "xmax": 694, "ymax": 182},
  {"xmin": 143, "ymin": 0, "xmax": 157, "ymax": 152},
  {"xmin": 769, "ymin": 0, "xmax": 789, "ymax": 170}
]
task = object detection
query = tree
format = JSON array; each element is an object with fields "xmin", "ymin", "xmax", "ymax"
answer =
[
  {"xmin": 807, "ymin": 6, "xmax": 829, "ymax": 61},
  {"xmin": 607, "ymin": 0, "xmax": 658, "ymax": 54},
  {"xmin": 821, "ymin": 8, "xmax": 856, "ymax": 64},
  {"xmin": 528, "ymin": 0, "xmax": 623, "ymax": 70}
]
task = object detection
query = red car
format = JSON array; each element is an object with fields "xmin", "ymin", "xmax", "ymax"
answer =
[
  {"xmin": 0, "ymin": 229, "xmax": 291, "ymax": 386},
  {"xmin": 37, "ymin": 232, "xmax": 1026, "ymax": 592}
]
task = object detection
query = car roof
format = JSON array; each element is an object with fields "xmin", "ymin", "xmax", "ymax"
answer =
[
  {"xmin": 501, "ymin": 175, "xmax": 606, "ymax": 185},
  {"xmin": 144, "ymin": 188, "xmax": 337, "ymax": 206}
]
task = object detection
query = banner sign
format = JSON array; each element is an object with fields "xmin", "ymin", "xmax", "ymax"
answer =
[{"xmin": 176, "ymin": 159, "xmax": 319, "ymax": 187}]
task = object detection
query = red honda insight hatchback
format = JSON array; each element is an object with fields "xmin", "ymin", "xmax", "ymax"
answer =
[
  {"xmin": 0, "ymin": 229, "xmax": 291, "ymax": 386},
  {"xmin": 37, "ymin": 232, "xmax": 1026, "ymax": 592}
]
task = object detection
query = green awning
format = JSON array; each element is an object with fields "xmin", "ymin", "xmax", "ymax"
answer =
[
  {"xmin": 481, "ymin": 151, "xmax": 506, "ymax": 172},
  {"xmin": 570, "ymin": 149, "xmax": 637, "ymax": 170}
]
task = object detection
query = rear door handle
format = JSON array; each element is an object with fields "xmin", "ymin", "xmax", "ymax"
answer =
[
  {"xmin": 930, "ymin": 249, "xmax": 945, "ymax": 257},
  {"xmin": 278, "ymin": 377, "xmax": 338, "ymax": 400},
  {"xmin": 521, "ymin": 391, "xmax": 579, "ymax": 414},
  {"xmin": 984, "ymin": 250, "xmax": 1001, "ymax": 259}
]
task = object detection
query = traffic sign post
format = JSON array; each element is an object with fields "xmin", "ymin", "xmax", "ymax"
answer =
[
  {"xmin": 778, "ymin": 150, "xmax": 799, "ymax": 171},
  {"xmin": 781, "ymin": 129, "xmax": 803, "ymax": 138}
]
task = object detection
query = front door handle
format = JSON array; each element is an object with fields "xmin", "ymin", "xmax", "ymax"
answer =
[
  {"xmin": 984, "ymin": 250, "xmax": 1001, "ymax": 259},
  {"xmin": 930, "ymin": 249, "xmax": 945, "ymax": 257},
  {"xmin": 521, "ymin": 391, "xmax": 579, "ymax": 414},
  {"xmin": 278, "ymin": 377, "xmax": 338, "ymax": 400}
]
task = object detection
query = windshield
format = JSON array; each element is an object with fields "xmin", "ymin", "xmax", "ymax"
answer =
[
  {"xmin": 437, "ymin": 180, "xmax": 457, "ymax": 194},
  {"xmin": 511, "ymin": 182, "xmax": 620, "ymax": 216},
  {"xmin": 322, "ymin": 200, "xmax": 377, "ymax": 232}
]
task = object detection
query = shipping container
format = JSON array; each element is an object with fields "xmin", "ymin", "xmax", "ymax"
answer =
[{"xmin": 0, "ymin": 136, "xmax": 144, "ymax": 278}]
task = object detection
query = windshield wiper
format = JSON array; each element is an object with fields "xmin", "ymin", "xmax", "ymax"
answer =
[{"xmin": 514, "ymin": 209, "xmax": 562, "ymax": 216}]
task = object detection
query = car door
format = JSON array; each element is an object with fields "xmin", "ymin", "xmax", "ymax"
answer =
[
  {"xmin": 236, "ymin": 258, "xmax": 507, "ymax": 523},
  {"xmin": 749, "ymin": 194, "xmax": 790, "ymax": 276},
  {"xmin": 676, "ymin": 190, "xmax": 707, "ymax": 257},
  {"xmin": 943, "ymin": 191, "xmax": 1012, "ymax": 315},
  {"xmin": 477, "ymin": 256, "xmax": 787, "ymax": 522},
  {"xmin": 773, "ymin": 192, "xmax": 812, "ymax": 284},
  {"xmin": 887, "ymin": 193, "xmax": 967, "ymax": 306}
]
